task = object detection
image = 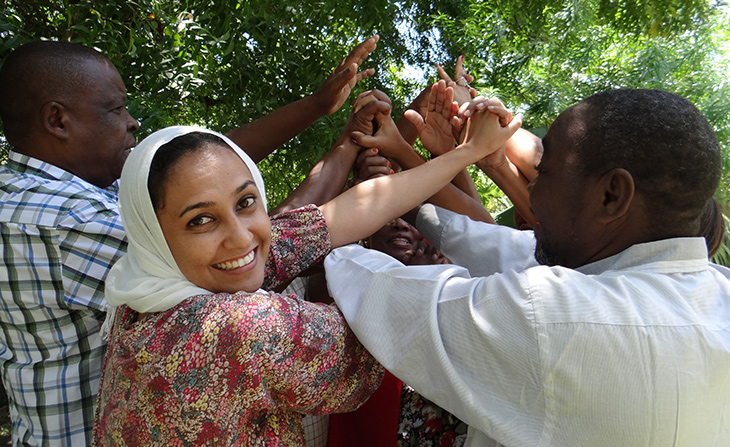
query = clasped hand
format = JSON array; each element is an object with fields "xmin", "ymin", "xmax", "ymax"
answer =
[{"xmin": 457, "ymin": 99, "xmax": 522, "ymax": 161}]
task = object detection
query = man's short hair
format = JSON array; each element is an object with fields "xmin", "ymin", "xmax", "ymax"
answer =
[
  {"xmin": 0, "ymin": 40, "xmax": 111, "ymax": 147},
  {"xmin": 571, "ymin": 89, "xmax": 721, "ymax": 231}
]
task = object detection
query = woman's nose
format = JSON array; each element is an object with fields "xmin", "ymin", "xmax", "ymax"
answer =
[{"xmin": 222, "ymin": 217, "xmax": 254, "ymax": 249}]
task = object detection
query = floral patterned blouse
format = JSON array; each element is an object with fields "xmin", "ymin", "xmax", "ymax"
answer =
[
  {"xmin": 397, "ymin": 385, "xmax": 469, "ymax": 447},
  {"xmin": 92, "ymin": 206, "xmax": 384, "ymax": 446}
]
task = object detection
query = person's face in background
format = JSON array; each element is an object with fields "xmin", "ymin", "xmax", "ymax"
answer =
[
  {"xmin": 366, "ymin": 218, "xmax": 449, "ymax": 265},
  {"xmin": 366, "ymin": 218, "xmax": 422, "ymax": 260},
  {"xmin": 155, "ymin": 144, "xmax": 272, "ymax": 294},
  {"xmin": 64, "ymin": 59, "xmax": 139, "ymax": 187}
]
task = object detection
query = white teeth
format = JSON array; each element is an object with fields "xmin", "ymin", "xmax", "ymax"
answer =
[
  {"xmin": 215, "ymin": 251, "xmax": 254, "ymax": 270},
  {"xmin": 390, "ymin": 237, "xmax": 410, "ymax": 245}
]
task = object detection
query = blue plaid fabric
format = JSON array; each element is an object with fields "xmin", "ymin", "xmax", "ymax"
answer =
[{"xmin": 0, "ymin": 151, "xmax": 126, "ymax": 446}]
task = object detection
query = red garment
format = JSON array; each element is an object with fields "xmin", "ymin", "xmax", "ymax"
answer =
[{"xmin": 328, "ymin": 371, "xmax": 402, "ymax": 447}]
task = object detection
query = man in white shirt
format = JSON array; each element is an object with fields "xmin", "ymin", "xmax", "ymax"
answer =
[{"xmin": 325, "ymin": 89, "xmax": 730, "ymax": 447}]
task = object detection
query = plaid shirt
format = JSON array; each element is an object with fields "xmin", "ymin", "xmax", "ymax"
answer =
[{"xmin": 0, "ymin": 151, "xmax": 126, "ymax": 446}]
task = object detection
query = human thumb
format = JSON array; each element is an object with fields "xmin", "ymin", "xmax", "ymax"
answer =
[{"xmin": 403, "ymin": 109, "xmax": 425, "ymax": 132}]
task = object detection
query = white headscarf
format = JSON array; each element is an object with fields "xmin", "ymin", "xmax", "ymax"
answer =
[{"xmin": 103, "ymin": 126, "xmax": 267, "ymax": 327}]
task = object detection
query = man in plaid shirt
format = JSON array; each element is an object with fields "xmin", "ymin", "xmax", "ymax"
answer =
[
  {"xmin": 0, "ymin": 37, "xmax": 378, "ymax": 445},
  {"xmin": 0, "ymin": 42, "xmax": 137, "ymax": 446}
]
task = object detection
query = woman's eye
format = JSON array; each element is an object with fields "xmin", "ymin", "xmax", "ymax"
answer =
[
  {"xmin": 188, "ymin": 215, "xmax": 214, "ymax": 227},
  {"xmin": 238, "ymin": 196, "xmax": 255, "ymax": 210}
]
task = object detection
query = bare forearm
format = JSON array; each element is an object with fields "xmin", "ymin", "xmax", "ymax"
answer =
[
  {"xmin": 427, "ymin": 182, "xmax": 494, "ymax": 224},
  {"xmin": 269, "ymin": 142, "xmax": 358, "ymax": 215},
  {"xmin": 396, "ymin": 113, "xmax": 420, "ymax": 147},
  {"xmin": 505, "ymin": 128, "xmax": 542, "ymax": 182},
  {"xmin": 396, "ymin": 86, "xmax": 431, "ymax": 146},
  {"xmin": 386, "ymin": 143, "xmax": 491, "ymax": 223},
  {"xmin": 450, "ymin": 168, "xmax": 481, "ymax": 201},
  {"xmin": 420, "ymin": 138, "xmax": 481, "ymax": 202},
  {"xmin": 476, "ymin": 158, "xmax": 536, "ymax": 226},
  {"xmin": 417, "ymin": 182, "xmax": 492, "ymax": 223},
  {"xmin": 225, "ymin": 95, "xmax": 325, "ymax": 163},
  {"xmin": 322, "ymin": 142, "xmax": 491, "ymax": 247}
]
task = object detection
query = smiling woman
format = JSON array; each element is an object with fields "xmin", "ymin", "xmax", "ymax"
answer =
[
  {"xmin": 93, "ymin": 126, "xmax": 384, "ymax": 446},
  {"xmin": 149, "ymin": 133, "xmax": 272, "ymax": 295}
]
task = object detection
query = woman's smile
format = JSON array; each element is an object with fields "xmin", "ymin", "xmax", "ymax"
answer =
[
  {"xmin": 155, "ymin": 143, "xmax": 272, "ymax": 294},
  {"xmin": 213, "ymin": 250, "xmax": 256, "ymax": 271}
]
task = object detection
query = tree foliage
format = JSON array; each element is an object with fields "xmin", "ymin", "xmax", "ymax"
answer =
[
  {"xmin": 424, "ymin": 0, "xmax": 730, "ymax": 206},
  {"xmin": 1, "ymin": 0, "xmax": 729, "ymax": 213},
  {"xmin": 1, "ymin": 0, "xmax": 411, "ymax": 204}
]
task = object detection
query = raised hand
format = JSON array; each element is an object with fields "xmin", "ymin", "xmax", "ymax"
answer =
[
  {"xmin": 350, "ymin": 108, "xmax": 414, "ymax": 165},
  {"xmin": 352, "ymin": 89, "xmax": 392, "ymax": 114},
  {"xmin": 454, "ymin": 96, "xmax": 513, "ymax": 143},
  {"xmin": 475, "ymin": 104, "xmax": 520, "ymax": 170},
  {"xmin": 338, "ymin": 90, "xmax": 392, "ymax": 145},
  {"xmin": 347, "ymin": 148, "xmax": 393, "ymax": 189},
  {"xmin": 458, "ymin": 104, "xmax": 522, "ymax": 160},
  {"xmin": 460, "ymin": 96, "xmax": 512, "ymax": 126},
  {"xmin": 311, "ymin": 35, "xmax": 380, "ymax": 116},
  {"xmin": 403, "ymin": 80, "xmax": 459, "ymax": 156},
  {"xmin": 437, "ymin": 55, "xmax": 477, "ymax": 106}
]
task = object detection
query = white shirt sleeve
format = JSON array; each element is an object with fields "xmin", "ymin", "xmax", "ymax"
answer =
[
  {"xmin": 324, "ymin": 245, "xmax": 544, "ymax": 443},
  {"xmin": 415, "ymin": 204, "xmax": 538, "ymax": 276}
]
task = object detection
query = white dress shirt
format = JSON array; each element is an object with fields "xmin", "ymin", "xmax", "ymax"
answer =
[{"xmin": 324, "ymin": 204, "xmax": 730, "ymax": 447}]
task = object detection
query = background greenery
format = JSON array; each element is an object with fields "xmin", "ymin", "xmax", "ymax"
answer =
[{"xmin": 1, "ymin": 0, "xmax": 729, "ymax": 264}]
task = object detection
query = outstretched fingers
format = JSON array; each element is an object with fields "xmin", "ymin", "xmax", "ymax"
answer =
[
  {"xmin": 438, "ymin": 55, "xmax": 476, "ymax": 105},
  {"xmin": 336, "ymin": 35, "xmax": 379, "ymax": 71},
  {"xmin": 317, "ymin": 35, "xmax": 379, "ymax": 115},
  {"xmin": 354, "ymin": 67, "xmax": 376, "ymax": 84},
  {"xmin": 428, "ymin": 80, "xmax": 454, "ymax": 119}
]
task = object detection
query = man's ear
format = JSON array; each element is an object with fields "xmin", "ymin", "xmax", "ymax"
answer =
[
  {"xmin": 596, "ymin": 168, "xmax": 634, "ymax": 224},
  {"xmin": 41, "ymin": 101, "xmax": 70, "ymax": 139}
]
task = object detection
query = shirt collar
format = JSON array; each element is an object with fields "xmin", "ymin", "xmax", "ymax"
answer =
[
  {"xmin": 7, "ymin": 149, "xmax": 120, "ymax": 195},
  {"xmin": 577, "ymin": 237, "xmax": 709, "ymax": 276}
]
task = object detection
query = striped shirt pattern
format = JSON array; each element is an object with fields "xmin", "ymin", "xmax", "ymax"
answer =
[{"xmin": 0, "ymin": 151, "xmax": 126, "ymax": 446}]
